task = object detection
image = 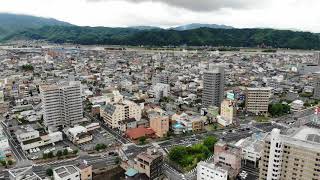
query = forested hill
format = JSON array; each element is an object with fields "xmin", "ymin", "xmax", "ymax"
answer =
[{"xmin": 2, "ymin": 22, "xmax": 320, "ymax": 50}]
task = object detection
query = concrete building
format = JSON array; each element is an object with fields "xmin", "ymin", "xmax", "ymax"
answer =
[
  {"xmin": 214, "ymin": 141, "xmax": 241, "ymax": 177},
  {"xmin": 0, "ymin": 128, "xmax": 11, "ymax": 160},
  {"xmin": 8, "ymin": 166, "xmax": 42, "ymax": 180},
  {"xmin": 149, "ymin": 112, "xmax": 169, "ymax": 138},
  {"xmin": 153, "ymin": 83, "xmax": 170, "ymax": 100},
  {"xmin": 235, "ymin": 132, "xmax": 268, "ymax": 168},
  {"xmin": 171, "ymin": 113, "xmax": 204, "ymax": 133},
  {"xmin": 315, "ymin": 52, "xmax": 320, "ymax": 65},
  {"xmin": 298, "ymin": 64, "xmax": 320, "ymax": 75},
  {"xmin": 197, "ymin": 161, "xmax": 228, "ymax": 180},
  {"xmin": 152, "ymin": 73, "xmax": 169, "ymax": 85},
  {"xmin": 77, "ymin": 162, "xmax": 92, "ymax": 180},
  {"xmin": 313, "ymin": 73, "xmax": 320, "ymax": 100},
  {"xmin": 65, "ymin": 126, "xmax": 93, "ymax": 145},
  {"xmin": 202, "ymin": 66, "xmax": 225, "ymax": 108},
  {"xmin": 259, "ymin": 127, "xmax": 320, "ymax": 180},
  {"xmin": 134, "ymin": 148, "xmax": 163, "ymax": 180},
  {"xmin": 290, "ymin": 100, "xmax": 304, "ymax": 112},
  {"xmin": 40, "ymin": 81, "xmax": 83, "ymax": 131},
  {"xmin": 245, "ymin": 87, "xmax": 272, "ymax": 115},
  {"xmin": 15, "ymin": 125, "xmax": 63, "ymax": 151},
  {"xmin": 100, "ymin": 98, "xmax": 141, "ymax": 129},
  {"xmin": 53, "ymin": 165, "xmax": 80, "ymax": 180},
  {"xmin": 218, "ymin": 100, "xmax": 236, "ymax": 127}
]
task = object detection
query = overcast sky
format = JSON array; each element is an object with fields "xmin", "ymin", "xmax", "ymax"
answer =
[{"xmin": 1, "ymin": 0, "xmax": 320, "ymax": 32}]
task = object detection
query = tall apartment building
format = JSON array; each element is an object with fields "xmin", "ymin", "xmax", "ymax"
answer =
[
  {"xmin": 100, "ymin": 93, "xmax": 141, "ymax": 129},
  {"xmin": 313, "ymin": 73, "xmax": 320, "ymax": 100},
  {"xmin": 245, "ymin": 87, "xmax": 272, "ymax": 115},
  {"xmin": 202, "ymin": 66, "xmax": 225, "ymax": 108},
  {"xmin": 134, "ymin": 148, "xmax": 163, "ymax": 180},
  {"xmin": 315, "ymin": 51, "xmax": 320, "ymax": 65},
  {"xmin": 40, "ymin": 81, "xmax": 83, "ymax": 131},
  {"xmin": 259, "ymin": 127, "xmax": 320, "ymax": 180}
]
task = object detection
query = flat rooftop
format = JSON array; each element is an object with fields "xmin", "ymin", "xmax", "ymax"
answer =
[
  {"xmin": 54, "ymin": 165, "xmax": 78, "ymax": 178},
  {"xmin": 291, "ymin": 126, "xmax": 320, "ymax": 143}
]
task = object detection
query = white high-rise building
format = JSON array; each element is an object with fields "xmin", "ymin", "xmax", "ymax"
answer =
[
  {"xmin": 202, "ymin": 66, "xmax": 225, "ymax": 108},
  {"xmin": 40, "ymin": 81, "xmax": 83, "ymax": 131}
]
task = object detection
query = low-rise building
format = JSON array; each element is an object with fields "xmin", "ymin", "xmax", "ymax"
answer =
[
  {"xmin": 8, "ymin": 166, "xmax": 42, "ymax": 180},
  {"xmin": 235, "ymin": 132, "xmax": 267, "ymax": 168},
  {"xmin": 172, "ymin": 113, "xmax": 204, "ymax": 132},
  {"xmin": 214, "ymin": 141, "xmax": 241, "ymax": 178},
  {"xmin": 153, "ymin": 83, "xmax": 170, "ymax": 100},
  {"xmin": 218, "ymin": 100, "xmax": 236, "ymax": 127},
  {"xmin": 119, "ymin": 118, "xmax": 137, "ymax": 132},
  {"xmin": 0, "ymin": 128, "xmax": 11, "ymax": 160},
  {"xmin": 134, "ymin": 148, "xmax": 163, "ymax": 180},
  {"xmin": 65, "ymin": 126, "xmax": 93, "ymax": 145},
  {"xmin": 149, "ymin": 112, "xmax": 169, "ymax": 138},
  {"xmin": 53, "ymin": 165, "xmax": 80, "ymax": 180},
  {"xmin": 15, "ymin": 126, "xmax": 63, "ymax": 151},
  {"xmin": 197, "ymin": 161, "xmax": 228, "ymax": 180},
  {"xmin": 77, "ymin": 162, "xmax": 92, "ymax": 180}
]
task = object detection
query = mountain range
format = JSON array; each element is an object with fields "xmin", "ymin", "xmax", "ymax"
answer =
[{"xmin": 0, "ymin": 13, "xmax": 320, "ymax": 50}]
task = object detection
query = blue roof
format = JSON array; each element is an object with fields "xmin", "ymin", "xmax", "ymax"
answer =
[
  {"xmin": 125, "ymin": 168, "xmax": 138, "ymax": 177},
  {"xmin": 174, "ymin": 123, "xmax": 184, "ymax": 129}
]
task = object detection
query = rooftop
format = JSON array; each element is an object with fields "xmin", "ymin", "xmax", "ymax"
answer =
[{"xmin": 54, "ymin": 165, "xmax": 78, "ymax": 178}]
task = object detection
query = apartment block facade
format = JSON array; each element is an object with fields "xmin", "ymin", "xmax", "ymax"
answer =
[
  {"xmin": 259, "ymin": 127, "xmax": 320, "ymax": 180},
  {"xmin": 100, "ymin": 100, "xmax": 141, "ymax": 129},
  {"xmin": 202, "ymin": 66, "xmax": 225, "ymax": 108},
  {"xmin": 40, "ymin": 81, "xmax": 83, "ymax": 131},
  {"xmin": 245, "ymin": 87, "xmax": 272, "ymax": 115}
]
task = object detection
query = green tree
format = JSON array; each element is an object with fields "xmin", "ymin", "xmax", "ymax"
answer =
[
  {"xmin": 63, "ymin": 149, "xmax": 69, "ymax": 156},
  {"xmin": 73, "ymin": 149, "xmax": 79, "ymax": 154},
  {"xmin": 43, "ymin": 153, "xmax": 48, "ymax": 159},
  {"xmin": 46, "ymin": 168, "xmax": 53, "ymax": 176},
  {"xmin": 56, "ymin": 150, "xmax": 63, "ymax": 158},
  {"xmin": 95, "ymin": 144, "xmax": 101, "ymax": 151},
  {"xmin": 47, "ymin": 152, "xmax": 54, "ymax": 159},
  {"xmin": 203, "ymin": 136, "xmax": 218, "ymax": 152},
  {"xmin": 138, "ymin": 136, "xmax": 147, "ymax": 145},
  {"xmin": 0, "ymin": 160, "xmax": 6, "ymax": 166},
  {"xmin": 7, "ymin": 160, "xmax": 13, "ymax": 166},
  {"xmin": 168, "ymin": 146, "xmax": 187, "ymax": 163}
]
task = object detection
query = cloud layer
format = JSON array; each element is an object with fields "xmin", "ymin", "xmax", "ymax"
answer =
[{"xmin": 87, "ymin": 0, "xmax": 259, "ymax": 11}]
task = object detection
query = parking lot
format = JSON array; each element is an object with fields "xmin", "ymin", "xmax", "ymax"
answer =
[
  {"xmin": 78, "ymin": 128, "xmax": 116, "ymax": 151},
  {"xmin": 26, "ymin": 141, "xmax": 72, "ymax": 160}
]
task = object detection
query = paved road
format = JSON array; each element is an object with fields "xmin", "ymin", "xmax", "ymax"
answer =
[
  {"xmin": 1, "ymin": 121, "xmax": 29, "ymax": 163},
  {"xmin": 84, "ymin": 112, "xmax": 130, "ymax": 144},
  {"xmin": 0, "ymin": 154, "xmax": 118, "ymax": 179}
]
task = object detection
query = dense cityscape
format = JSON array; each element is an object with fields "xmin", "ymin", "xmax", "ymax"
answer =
[
  {"xmin": 0, "ymin": 43, "xmax": 319, "ymax": 180},
  {"xmin": 1, "ymin": 0, "xmax": 320, "ymax": 179}
]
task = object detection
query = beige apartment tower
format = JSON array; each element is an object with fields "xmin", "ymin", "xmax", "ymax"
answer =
[{"xmin": 259, "ymin": 127, "xmax": 320, "ymax": 180}]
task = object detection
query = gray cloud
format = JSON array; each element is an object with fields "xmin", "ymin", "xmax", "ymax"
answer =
[{"xmin": 87, "ymin": 0, "xmax": 260, "ymax": 12}]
